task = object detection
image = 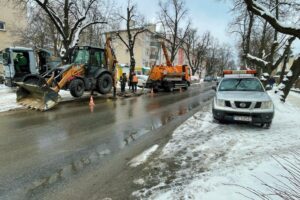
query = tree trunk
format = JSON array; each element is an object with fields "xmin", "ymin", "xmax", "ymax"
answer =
[
  {"xmin": 279, "ymin": 55, "xmax": 288, "ymax": 83},
  {"xmin": 280, "ymin": 57, "xmax": 300, "ymax": 102},
  {"xmin": 258, "ymin": 21, "xmax": 268, "ymax": 58},
  {"xmin": 62, "ymin": 42, "xmax": 71, "ymax": 64},
  {"xmin": 244, "ymin": 12, "xmax": 254, "ymax": 67},
  {"xmin": 129, "ymin": 48, "xmax": 136, "ymax": 74},
  {"xmin": 191, "ymin": 67, "xmax": 197, "ymax": 75},
  {"xmin": 266, "ymin": 0, "xmax": 279, "ymax": 75}
]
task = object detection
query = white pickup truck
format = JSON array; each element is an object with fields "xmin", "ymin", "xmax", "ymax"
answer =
[{"xmin": 212, "ymin": 70, "xmax": 274, "ymax": 128}]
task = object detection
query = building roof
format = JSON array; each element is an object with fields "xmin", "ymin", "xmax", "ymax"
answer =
[{"xmin": 6, "ymin": 47, "xmax": 33, "ymax": 51}]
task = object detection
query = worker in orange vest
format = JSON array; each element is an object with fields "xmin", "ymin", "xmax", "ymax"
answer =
[{"xmin": 131, "ymin": 73, "xmax": 138, "ymax": 93}]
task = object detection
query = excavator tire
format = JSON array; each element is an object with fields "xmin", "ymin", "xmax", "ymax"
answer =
[
  {"xmin": 97, "ymin": 73, "xmax": 112, "ymax": 94},
  {"xmin": 69, "ymin": 79, "xmax": 85, "ymax": 97}
]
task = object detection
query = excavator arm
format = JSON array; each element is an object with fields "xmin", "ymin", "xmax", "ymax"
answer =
[
  {"xmin": 105, "ymin": 37, "xmax": 118, "ymax": 97},
  {"xmin": 161, "ymin": 41, "xmax": 172, "ymax": 67},
  {"xmin": 105, "ymin": 37, "xmax": 118, "ymax": 72}
]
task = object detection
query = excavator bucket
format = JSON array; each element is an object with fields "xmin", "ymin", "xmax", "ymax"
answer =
[{"xmin": 16, "ymin": 82, "xmax": 59, "ymax": 111}]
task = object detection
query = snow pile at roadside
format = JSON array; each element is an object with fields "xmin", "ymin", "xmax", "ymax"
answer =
[
  {"xmin": 133, "ymin": 92, "xmax": 300, "ymax": 199},
  {"xmin": 0, "ymin": 85, "xmax": 22, "ymax": 112},
  {"xmin": 129, "ymin": 145, "xmax": 159, "ymax": 167},
  {"xmin": 0, "ymin": 84, "xmax": 73, "ymax": 112}
]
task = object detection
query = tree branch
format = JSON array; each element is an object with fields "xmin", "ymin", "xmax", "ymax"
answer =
[
  {"xmin": 244, "ymin": 0, "xmax": 300, "ymax": 38},
  {"xmin": 246, "ymin": 53, "xmax": 270, "ymax": 68},
  {"xmin": 132, "ymin": 28, "xmax": 147, "ymax": 47},
  {"xmin": 116, "ymin": 32, "xmax": 130, "ymax": 50}
]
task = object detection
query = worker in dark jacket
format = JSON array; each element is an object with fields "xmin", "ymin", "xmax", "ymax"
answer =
[
  {"xmin": 128, "ymin": 73, "xmax": 132, "ymax": 90},
  {"xmin": 268, "ymin": 76, "xmax": 276, "ymax": 88},
  {"xmin": 132, "ymin": 73, "xmax": 138, "ymax": 93},
  {"xmin": 120, "ymin": 73, "xmax": 127, "ymax": 93}
]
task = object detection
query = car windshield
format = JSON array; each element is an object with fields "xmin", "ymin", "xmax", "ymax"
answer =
[{"xmin": 218, "ymin": 78, "xmax": 264, "ymax": 92}]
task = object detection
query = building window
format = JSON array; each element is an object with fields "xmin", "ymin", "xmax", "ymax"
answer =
[{"xmin": 0, "ymin": 21, "xmax": 5, "ymax": 30}]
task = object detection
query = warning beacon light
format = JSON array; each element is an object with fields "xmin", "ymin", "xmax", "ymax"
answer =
[{"xmin": 223, "ymin": 70, "xmax": 257, "ymax": 77}]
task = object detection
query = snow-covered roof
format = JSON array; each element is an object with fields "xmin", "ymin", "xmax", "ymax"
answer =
[{"xmin": 7, "ymin": 47, "xmax": 34, "ymax": 51}]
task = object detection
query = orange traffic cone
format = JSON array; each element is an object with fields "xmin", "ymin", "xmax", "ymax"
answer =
[
  {"xmin": 89, "ymin": 96, "xmax": 95, "ymax": 106},
  {"xmin": 89, "ymin": 96, "xmax": 95, "ymax": 112}
]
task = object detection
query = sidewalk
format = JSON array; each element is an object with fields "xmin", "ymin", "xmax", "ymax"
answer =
[
  {"xmin": 287, "ymin": 91, "xmax": 300, "ymax": 108},
  {"xmin": 132, "ymin": 90, "xmax": 300, "ymax": 200}
]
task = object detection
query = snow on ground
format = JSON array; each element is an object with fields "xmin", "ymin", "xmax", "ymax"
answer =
[
  {"xmin": 0, "ymin": 85, "xmax": 22, "ymax": 112},
  {"xmin": 129, "ymin": 145, "xmax": 159, "ymax": 167},
  {"xmin": 0, "ymin": 83, "xmax": 146, "ymax": 112},
  {"xmin": 0, "ymin": 84, "xmax": 74, "ymax": 112},
  {"xmin": 132, "ymin": 91, "xmax": 300, "ymax": 199}
]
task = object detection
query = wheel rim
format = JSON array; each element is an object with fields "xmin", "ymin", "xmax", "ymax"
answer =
[
  {"xmin": 103, "ymin": 79, "xmax": 108, "ymax": 88},
  {"xmin": 77, "ymin": 84, "xmax": 82, "ymax": 91}
]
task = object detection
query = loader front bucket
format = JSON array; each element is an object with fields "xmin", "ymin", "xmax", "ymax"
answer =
[{"xmin": 16, "ymin": 82, "xmax": 59, "ymax": 111}]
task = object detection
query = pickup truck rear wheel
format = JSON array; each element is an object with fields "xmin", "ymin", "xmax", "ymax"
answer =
[{"xmin": 69, "ymin": 79, "xmax": 85, "ymax": 97}]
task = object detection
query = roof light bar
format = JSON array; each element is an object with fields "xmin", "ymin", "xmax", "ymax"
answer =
[{"xmin": 223, "ymin": 70, "xmax": 257, "ymax": 75}]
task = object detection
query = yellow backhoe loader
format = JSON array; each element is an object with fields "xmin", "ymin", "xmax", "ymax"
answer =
[{"xmin": 16, "ymin": 38, "xmax": 117, "ymax": 111}]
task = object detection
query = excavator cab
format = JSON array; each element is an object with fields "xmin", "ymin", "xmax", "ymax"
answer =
[{"xmin": 71, "ymin": 47, "xmax": 90, "ymax": 65}]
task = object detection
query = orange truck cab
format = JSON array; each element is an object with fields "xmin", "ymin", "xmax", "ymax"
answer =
[
  {"xmin": 146, "ymin": 64, "xmax": 191, "ymax": 92},
  {"xmin": 145, "ymin": 41, "xmax": 191, "ymax": 92}
]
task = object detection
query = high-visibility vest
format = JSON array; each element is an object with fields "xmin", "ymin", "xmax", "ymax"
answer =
[{"xmin": 132, "ymin": 75, "xmax": 138, "ymax": 83}]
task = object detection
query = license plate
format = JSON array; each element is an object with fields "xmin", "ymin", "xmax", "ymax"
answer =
[{"xmin": 233, "ymin": 116, "xmax": 252, "ymax": 122}]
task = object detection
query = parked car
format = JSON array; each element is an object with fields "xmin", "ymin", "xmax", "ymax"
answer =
[
  {"xmin": 137, "ymin": 75, "xmax": 148, "ymax": 88},
  {"xmin": 204, "ymin": 76, "xmax": 213, "ymax": 82},
  {"xmin": 212, "ymin": 70, "xmax": 274, "ymax": 128},
  {"xmin": 216, "ymin": 76, "xmax": 222, "ymax": 85}
]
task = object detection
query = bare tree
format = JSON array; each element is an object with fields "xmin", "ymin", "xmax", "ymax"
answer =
[
  {"xmin": 217, "ymin": 44, "xmax": 233, "ymax": 74},
  {"xmin": 19, "ymin": 0, "xmax": 108, "ymax": 62},
  {"xmin": 228, "ymin": 0, "xmax": 255, "ymax": 66},
  {"xmin": 229, "ymin": 0, "xmax": 288, "ymax": 75},
  {"xmin": 158, "ymin": 0, "xmax": 190, "ymax": 63},
  {"xmin": 206, "ymin": 39, "xmax": 220, "ymax": 76},
  {"xmin": 114, "ymin": 0, "xmax": 146, "ymax": 76},
  {"xmin": 183, "ymin": 29, "xmax": 211, "ymax": 76},
  {"xmin": 244, "ymin": 0, "xmax": 300, "ymax": 101},
  {"xmin": 17, "ymin": 8, "xmax": 63, "ymax": 56},
  {"xmin": 246, "ymin": 36, "xmax": 295, "ymax": 76}
]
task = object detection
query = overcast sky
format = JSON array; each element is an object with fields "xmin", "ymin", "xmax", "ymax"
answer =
[
  {"xmin": 115, "ymin": 0, "xmax": 237, "ymax": 57},
  {"xmin": 115, "ymin": 0, "xmax": 233, "ymax": 42},
  {"xmin": 114, "ymin": 0, "xmax": 300, "ymax": 64}
]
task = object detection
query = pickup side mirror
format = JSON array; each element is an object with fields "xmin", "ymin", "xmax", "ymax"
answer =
[{"xmin": 212, "ymin": 86, "xmax": 216, "ymax": 91}]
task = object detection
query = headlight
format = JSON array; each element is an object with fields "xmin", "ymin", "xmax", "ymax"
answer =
[
  {"xmin": 261, "ymin": 101, "xmax": 273, "ymax": 109},
  {"xmin": 216, "ymin": 99, "xmax": 225, "ymax": 107}
]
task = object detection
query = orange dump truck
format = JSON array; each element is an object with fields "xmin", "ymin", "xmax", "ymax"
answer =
[{"xmin": 145, "ymin": 42, "xmax": 191, "ymax": 92}]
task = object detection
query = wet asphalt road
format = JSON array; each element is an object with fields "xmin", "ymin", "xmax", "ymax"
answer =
[{"xmin": 0, "ymin": 83, "xmax": 214, "ymax": 200}]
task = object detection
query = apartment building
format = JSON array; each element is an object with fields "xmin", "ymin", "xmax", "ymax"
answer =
[
  {"xmin": 0, "ymin": 0, "xmax": 27, "ymax": 50},
  {"xmin": 105, "ymin": 24, "xmax": 189, "ymax": 70},
  {"xmin": 0, "ymin": 0, "xmax": 27, "ymax": 75}
]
